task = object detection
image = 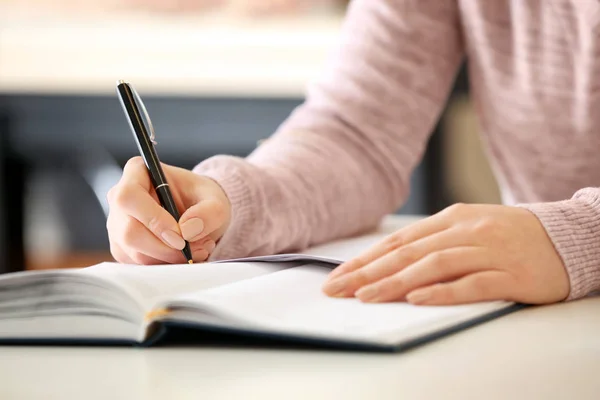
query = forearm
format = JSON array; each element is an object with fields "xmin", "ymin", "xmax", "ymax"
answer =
[{"xmin": 197, "ymin": 0, "xmax": 464, "ymax": 259}]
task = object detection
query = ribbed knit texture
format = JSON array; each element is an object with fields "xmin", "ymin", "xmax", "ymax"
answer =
[
  {"xmin": 194, "ymin": 0, "xmax": 600, "ymax": 300},
  {"xmin": 521, "ymin": 189, "xmax": 600, "ymax": 300}
]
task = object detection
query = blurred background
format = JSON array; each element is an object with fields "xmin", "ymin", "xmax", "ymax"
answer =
[{"xmin": 0, "ymin": 0, "xmax": 500, "ymax": 274}]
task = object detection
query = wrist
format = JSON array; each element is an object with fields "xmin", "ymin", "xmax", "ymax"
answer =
[
  {"xmin": 518, "ymin": 193, "xmax": 600, "ymax": 300},
  {"xmin": 193, "ymin": 155, "xmax": 265, "ymax": 260}
]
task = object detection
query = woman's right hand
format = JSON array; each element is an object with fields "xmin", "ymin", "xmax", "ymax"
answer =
[{"xmin": 106, "ymin": 157, "xmax": 231, "ymax": 265}]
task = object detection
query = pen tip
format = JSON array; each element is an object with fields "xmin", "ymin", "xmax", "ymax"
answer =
[{"xmin": 188, "ymin": 260, "xmax": 194, "ymax": 264}]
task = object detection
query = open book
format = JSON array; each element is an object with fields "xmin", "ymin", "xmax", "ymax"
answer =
[{"xmin": 0, "ymin": 224, "xmax": 520, "ymax": 351}]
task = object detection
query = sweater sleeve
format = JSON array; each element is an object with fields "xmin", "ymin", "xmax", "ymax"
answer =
[
  {"xmin": 519, "ymin": 188, "xmax": 600, "ymax": 300},
  {"xmin": 194, "ymin": 0, "xmax": 465, "ymax": 260}
]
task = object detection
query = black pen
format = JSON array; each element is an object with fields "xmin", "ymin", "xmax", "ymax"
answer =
[{"xmin": 116, "ymin": 80, "xmax": 193, "ymax": 264}]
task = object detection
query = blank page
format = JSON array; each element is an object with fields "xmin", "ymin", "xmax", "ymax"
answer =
[
  {"xmin": 79, "ymin": 261, "xmax": 289, "ymax": 310},
  {"xmin": 169, "ymin": 264, "xmax": 513, "ymax": 346}
]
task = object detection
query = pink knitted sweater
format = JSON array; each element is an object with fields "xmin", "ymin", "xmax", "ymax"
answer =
[{"xmin": 195, "ymin": 0, "xmax": 600, "ymax": 301}]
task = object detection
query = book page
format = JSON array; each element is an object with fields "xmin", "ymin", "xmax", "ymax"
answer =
[
  {"xmin": 218, "ymin": 216, "xmax": 423, "ymax": 265},
  {"xmin": 212, "ymin": 230, "xmax": 392, "ymax": 266},
  {"xmin": 168, "ymin": 264, "xmax": 512, "ymax": 345},
  {"xmin": 78, "ymin": 261, "xmax": 289, "ymax": 310},
  {"xmin": 300, "ymin": 233, "xmax": 385, "ymax": 261},
  {"xmin": 301, "ymin": 215, "xmax": 423, "ymax": 260}
]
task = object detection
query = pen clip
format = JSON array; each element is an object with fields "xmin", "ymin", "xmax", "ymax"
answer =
[{"xmin": 131, "ymin": 86, "xmax": 157, "ymax": 145}]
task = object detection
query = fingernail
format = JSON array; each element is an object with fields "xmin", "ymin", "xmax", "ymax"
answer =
[
  {"xmin": 356, "ymin": 285, "xmax": 379, "ymax": 302},
  {"xmin": 161, "ymin": 230, "xmax": 185, "ymax": 250},
  {"xmin": 203, "ymin": 240, "xmax": 216, "ymax": 253},
  {"xmin": 323, "ymin": 279, "xmax": 347, "ymax": 297},
  {"xmin": 180, "ymin": 218, "xmax": 205, "ymax": 241},
  {"xmin": 407, "ymin": 290, "xmax": 430, "ymax": 305}
]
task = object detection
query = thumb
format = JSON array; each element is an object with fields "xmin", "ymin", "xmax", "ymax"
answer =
[{"xmin": 179, "ymin": 197, "xmax": 228, "ymax": 242}]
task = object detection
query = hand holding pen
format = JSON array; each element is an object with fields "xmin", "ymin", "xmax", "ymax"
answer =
[{"xmin": 106, "ymin": 81, "xmax": 231, "ymax": 265}]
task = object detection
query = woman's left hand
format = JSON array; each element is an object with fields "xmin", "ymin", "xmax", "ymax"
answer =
[{"xmin": 322, "ymin": 204, "xmax": 570, "ymax": 305}]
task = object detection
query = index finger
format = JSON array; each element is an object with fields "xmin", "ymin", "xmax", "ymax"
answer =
[
  {"xmin": 122, "ymin": 157, "xmax": 186, "ymax": 214},
  {"xmin": 108, "ymin": 158, "xmax": 184, "ymax": 249},
  {"xmin": 326, "ymin": 213, "xmax": 451, "ymax": 281},
  {"xmin": 120, "ymin": 157, "xmax": 152, "ymax": 190}
]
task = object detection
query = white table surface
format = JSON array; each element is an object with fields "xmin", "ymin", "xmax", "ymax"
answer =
[
  {"xmin": 0, "ymin": 7, "xmax": 342, "ymax": 97},
  {"xmin": 1, "ymin": 215, "xmax": 600, "ymax": 400}
]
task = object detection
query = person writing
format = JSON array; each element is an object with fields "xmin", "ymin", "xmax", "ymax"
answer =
[{"xmin": 106, "ymin": 0, "xmax": 600, "ymax": 306}]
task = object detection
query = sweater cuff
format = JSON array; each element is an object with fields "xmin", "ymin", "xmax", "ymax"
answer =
[
  {"xmin": 192, "ymin": 155, "xmax": 264, "ymax": 260},
  {"xmin": 518, "ymin": 192, "xmax": 600, "ymax": 300}
]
